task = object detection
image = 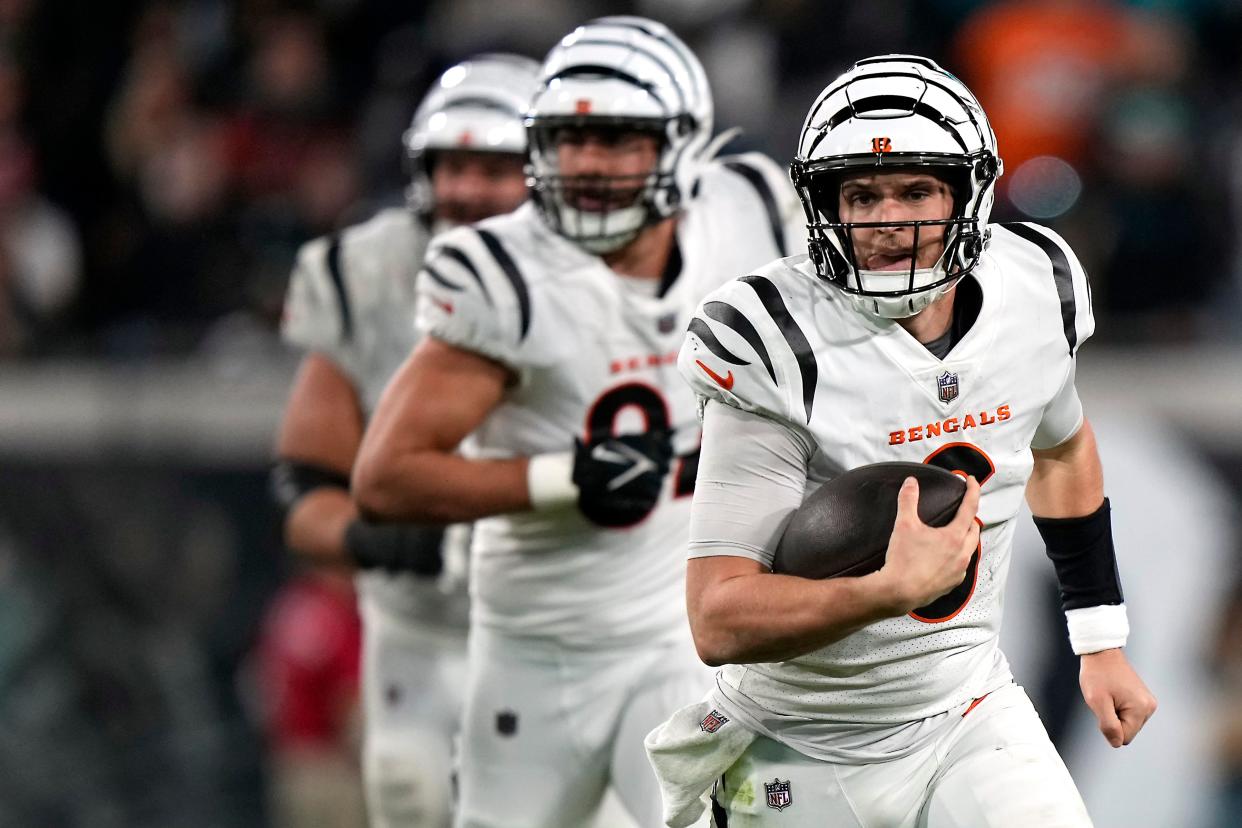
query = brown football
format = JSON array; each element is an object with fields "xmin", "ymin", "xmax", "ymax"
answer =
[{"xmin": 773, "ymin": 461, "xmax": 966, "ymax": 580}]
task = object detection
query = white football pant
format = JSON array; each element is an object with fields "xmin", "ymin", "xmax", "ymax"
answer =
[
  {"xmin": 454, "ymin": 626, "xmax": 713, "ymax": 828},
  {"xmin": 361, "ymin": 603, "xmax": 467, "ymax": 828},
  {"xmin": 710, "ymin": 684, "xmax": 1092, "ymax": 827}
]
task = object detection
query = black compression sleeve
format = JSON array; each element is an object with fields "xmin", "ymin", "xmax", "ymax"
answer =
[
  {"xmin": 1033, "ymin": 498, "xmax": 1124, "ymax": 611},
  {"xmin": 344, "ymin": 521, "xmax": 445, "ymax": 576}
]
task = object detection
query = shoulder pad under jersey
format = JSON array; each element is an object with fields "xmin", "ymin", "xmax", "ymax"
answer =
[
  {"xmin": 679, "ymin": 258, "xmax": 821, "ymax": 429},
  {"xmin": 281, "ymin": 208, "xmax": 425, "ymax": 356},
  {"xmin": 415, "ymin": 212, "xmax": 537, "ymax": 369},
  {"xmin": 991, "ymin": 221, "xmax": 1095, "ymax": 356},
  {"xmin": 700, "ymin": 151, "xmax": 807, "ymax": 259}
]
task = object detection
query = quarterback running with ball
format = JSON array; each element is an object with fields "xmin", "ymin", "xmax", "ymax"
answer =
[{"xmin": 646, "ymin": 55, "xmax": 1156, "ymax": 828}]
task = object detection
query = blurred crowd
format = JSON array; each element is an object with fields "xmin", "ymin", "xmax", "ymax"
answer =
[{"xmin": 1, "ymin": 0, "xmax": 1241, "ymax": 360}]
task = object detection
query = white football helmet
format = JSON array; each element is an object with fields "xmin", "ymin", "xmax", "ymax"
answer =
[
  {"xmin": 404, "ymin": 53, "xmax": 541, "ymax": 218},
  {"xmin": 525, "ymin": 16, "xmax": 713, "ymax": 254},
  {"xmin": 790, "ymin": 55, "xmax": 1002, "ymax": 318}
]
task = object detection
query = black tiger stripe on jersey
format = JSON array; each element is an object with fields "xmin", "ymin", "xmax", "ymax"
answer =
[
  {"xmin": 688, "ymin": 317, "xmax": 750, "ymax": 367},
  {"xmin": 1002, "ymin": 222, "xmax": 1078, "ymax": 355},
  {"xmin": 703, "ymin": 300, "xmax": 776, "ymax": 382},
  {"xmin": 435, "ymin": 246, "xmax": 493, "ymax": 306},
  {"xmin": 324, "ymin": 234, "xmax": 353, "ymax": 342},
  {"xmin": 423, "ymin": 264, "xmax": 464, "ymax": 292},
  {"xmin": 722, "ymin": 159, "xmax": 787, "ymax": 257},
  {"xmin": 741, "ymin": 275, "xmax": 817, "ymax": 422},
  {"xmin": 475, "ymin": 228, "xmax": 532, "ymax": 341}
]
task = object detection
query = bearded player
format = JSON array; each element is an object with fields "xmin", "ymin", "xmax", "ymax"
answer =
[
  {"xmin": 353, "ymin": 17, "xmax": 806, "ymax": 828},
  {"xmin": 272, "ymin": 54, "xmax": 539, "ymax": 828},
  {"xmin": 646, "ymin": 55, "xmax": 1156, "ymax": 827}
]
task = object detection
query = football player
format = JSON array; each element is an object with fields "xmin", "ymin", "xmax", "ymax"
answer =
[
  {"xmin": 646, "ymin": 55, "xmax": 1158, "ymax": 827},
  {"xmin": 272, "ymin": 53, "xmax": 539, "ymax": 828},
  {"xmin": 352, "ymin": 16, "xmax": 805, "ymax": 828}
]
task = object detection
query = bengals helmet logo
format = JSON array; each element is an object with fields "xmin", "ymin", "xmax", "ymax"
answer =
[{"xmin": 871, "ymin": 137, "xmax": 892, "ymax": 153}]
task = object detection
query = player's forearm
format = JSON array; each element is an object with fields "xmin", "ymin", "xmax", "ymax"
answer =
[
  {"xmin": 689, "ymin": 570, "xmax": 896, "ymax": 665},
  {"xmin": 284, "ymin": 488, "xmax": 357, "ymax": 567},
  {"xmin": 1027, "ymin": 418, "xmax": 1104, "ymax": 517},
  {"xmin": 353, "ymin": 449, "xmax": 531, "ymax": 523}
]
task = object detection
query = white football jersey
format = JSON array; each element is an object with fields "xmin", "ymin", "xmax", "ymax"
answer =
[
  {"xmin": 416, "ymin": 153, "xmax": 806, "ymax": 648},
  {"xmin": 680, "ymin": 222, "xmax": 1095, "ymax": 728},
  {"xmin": 282, "ymin": 207, "xmax": 427, "ymax": 412},
  {"xmin": 281, "ymin": 207, "xmax": 468, "ymax": 632}
]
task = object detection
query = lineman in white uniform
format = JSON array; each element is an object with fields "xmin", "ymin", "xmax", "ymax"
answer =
[
  {"xmin": 353, "ymin": 17, "xmax": 805, "ymax": 828},
  {"xmin": 272, "ymin": 54, "xmax": 539, "ymax": 828},
  {"xmin": 645, "ymin": 56, "xmax": 1158, "ymax": 827}
]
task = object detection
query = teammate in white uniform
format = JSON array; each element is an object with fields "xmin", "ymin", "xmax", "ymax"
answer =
[
  {"xmin": 645, "ymin": 56, "xmax": 1158, "ymax": 827},
  {"xmin": 272, "ymin": 54, "xmax": 539, "ymax": 828},
  {"xmin": 352, "ymin": 17, "xmax": 805, "ymax": 828}
]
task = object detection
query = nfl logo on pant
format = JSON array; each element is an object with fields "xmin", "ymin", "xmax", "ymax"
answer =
[{"xmin": 764, "ymin": 778, "xmax": 792, "ymax": 811}]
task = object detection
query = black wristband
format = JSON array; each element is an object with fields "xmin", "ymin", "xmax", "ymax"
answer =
[
  {"xmin": 1033, "ymin": 497, "xmax": 1124, "ymax": 611},
  {"xmin": 344, "ymin": 520, "xmax": 445, "ymax": 577},
  {"xmin": 270, "ymin": 459, "xmax": 350, "ymax": 515}
]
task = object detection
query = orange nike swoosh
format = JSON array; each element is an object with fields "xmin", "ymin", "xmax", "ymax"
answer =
[{"xmin": 696, "ymin": 359, "xmax": 734, "ymax": 391}]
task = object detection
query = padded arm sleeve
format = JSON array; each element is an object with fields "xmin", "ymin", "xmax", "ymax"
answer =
[{"xmin": 414, "ymin": 224, "xmax": 533, "ymax": 374}]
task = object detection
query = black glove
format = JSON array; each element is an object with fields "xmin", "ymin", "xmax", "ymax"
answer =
[
  {"xmin": 344, "ymin": 520, "xmax": 445, "ymax": 576},
  {"xmin": 572, "ymin": 430, "xmax": 674, "ymax": 527}
]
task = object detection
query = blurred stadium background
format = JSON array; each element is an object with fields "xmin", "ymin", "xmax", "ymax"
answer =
[{"xmin": 1, "ymin": 0, "xmax": 1240, "ymax": 826}]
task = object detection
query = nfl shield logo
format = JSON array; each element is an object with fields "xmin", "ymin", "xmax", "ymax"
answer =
[
  {"xmin": 764, "ymin": 778, "xmax": 792, "ymax": 811},
  {"xmin": 699, "ymin": 709, "xmax": 729, "ymax": 733},
  {"xmin": 657, "ymin": 312, "xmax": 677, "ymax": 334},
  {"xmin": 937, "ymin": 370, "xmax": 959, "ymax": 404}
]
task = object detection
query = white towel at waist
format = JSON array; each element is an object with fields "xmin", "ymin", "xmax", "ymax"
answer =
[{"xmin": 644, "ymin": 696, "xmax": 758, "ymax": 827}]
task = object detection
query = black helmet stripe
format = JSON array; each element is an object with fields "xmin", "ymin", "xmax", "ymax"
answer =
[
  {"xmin": 854, "ymin": 54, "xmax": 941, "ymax": 71},
  {"xmin": 437, "ymin": 96, "xmax": 525, "ymax": 118},
  {"xmin": 545, "ymin": 64, "xmax": 668, "ymax": 112},
  {"xmin": 586, "ymin": 18, "xmax": 700, "ymax": 102},
  {"xmin": 565, "ymin": 39, "xmax": 686, "ymax": 111},
  {"xmin": 805, "ymin": 70, "xmax": 948, "ymax": 124},
  {"xmin": 803, "ymin": 71, "xmax": 981, "ymax": 150},
  {"xmin": 824, "ymin": 95, "xmax": 970, "ymax": 152},
  {"xmin": 804, "ymin": 95, "xmax": 968, "ymax": 161}
]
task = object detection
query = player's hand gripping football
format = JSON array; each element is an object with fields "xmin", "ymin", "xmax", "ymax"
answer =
[
  {"xmin": 876, "ymin": 475, "xmax": 981, "ymax": 615},
  {"xmin": 572, "ymin": 430, "xmax": 673, "ymax": 527},
  {"xmin": 1079, "ymin": 647, "xmax": 1157, "ymax": 747}
]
